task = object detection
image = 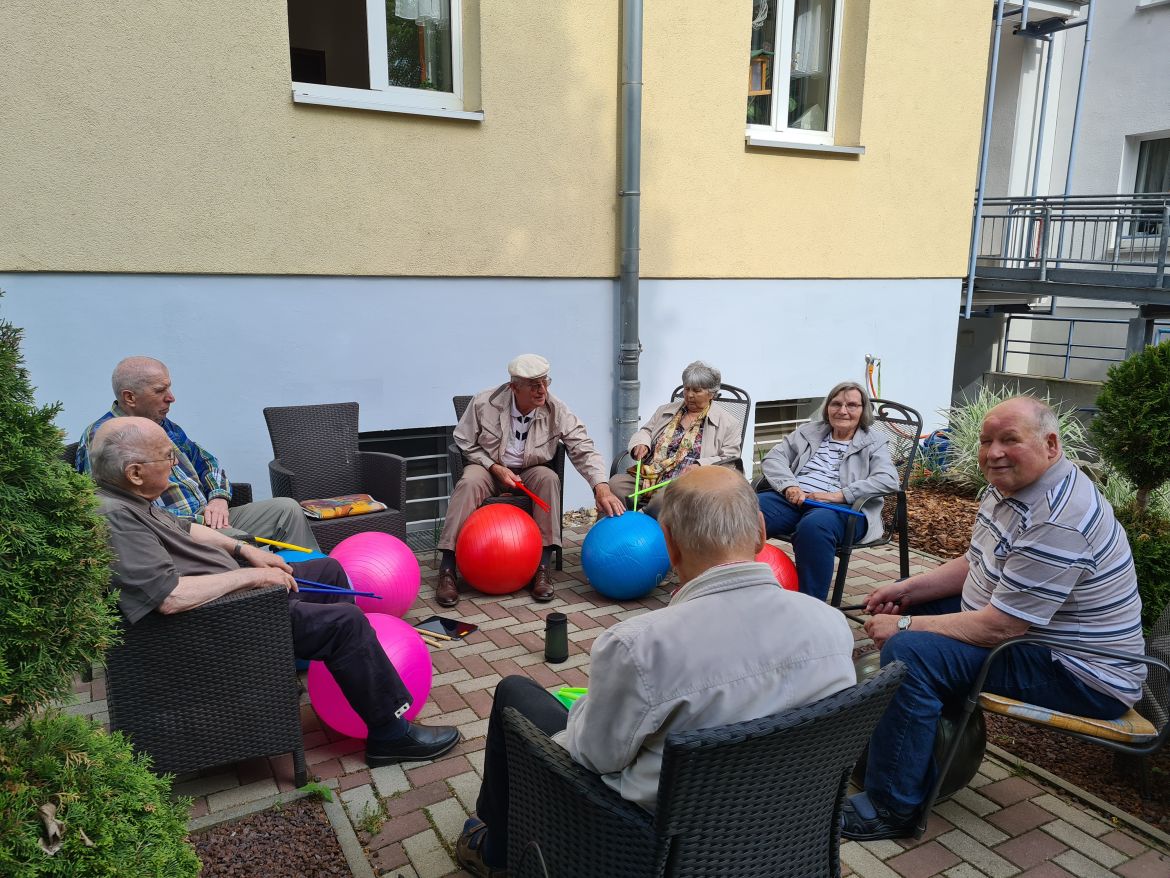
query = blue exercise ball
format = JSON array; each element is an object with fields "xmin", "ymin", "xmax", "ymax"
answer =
[{"xmin": 581, "ymin": 512, "xmax": 671, "ymax": 600}]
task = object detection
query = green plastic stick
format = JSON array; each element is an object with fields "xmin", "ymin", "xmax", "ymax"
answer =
[
  {"xmin": 633, "ymin": 459, "xmax": 642, "ymax": 511},
  {"xmin": 628, "ymin": 477, "xmax": 674, "ymax": 499}
]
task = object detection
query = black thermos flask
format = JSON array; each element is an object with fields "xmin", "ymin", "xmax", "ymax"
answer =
[{"xmin": 544, "ymin": 612, "xmax": 569, "ymax": 663}]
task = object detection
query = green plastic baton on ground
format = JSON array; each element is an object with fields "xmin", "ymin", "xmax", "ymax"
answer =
[{"xmin": 554, "ymin": 687, "xmax": 588, "ymax": 709}]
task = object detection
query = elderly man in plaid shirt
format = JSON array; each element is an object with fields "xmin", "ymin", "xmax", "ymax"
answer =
[{"xmin": 77, "ymin": 356, "xmax": 319, "ymax": 552}]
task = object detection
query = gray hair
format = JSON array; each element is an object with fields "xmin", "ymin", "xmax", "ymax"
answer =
[
  {"xmin": 90, "ymin": 419, "xmax": 151, "ymax": 485},
  {"xmin": 681, "ymin": 360, "xmax": 721, "ymax": 392},
  {"xmin": 1004, "ymin": 396, "xmax": 1060, "ymax": 441},
  {"xmin": 819, "ymin": 381, "xmax": 874, "ymax": 430},
  {"xmin": 658, "ymin": 470, "xmax": 760, "ymax": 556},
  {"xmin": 111, "ymin": 356, "xmax": 168, "ymax": 398}
]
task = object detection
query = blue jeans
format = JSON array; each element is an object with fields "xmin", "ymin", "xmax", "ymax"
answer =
[
  {"xmin": 864, "ymin": 597, "xmax": 1128, "ymax": 813},
  {"xmin": 757, "ymin": 491, "xmax": 867, "ymax": 602}
]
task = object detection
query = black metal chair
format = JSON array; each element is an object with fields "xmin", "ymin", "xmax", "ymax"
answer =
[
  {"xmin": 64, "ymin": 440, "xmax": 254, "ymax": 505},
  {"xmin": 609, "ymin": 383, "xmax": 753, "ymax": 485},
  {"xmin": 918, "ymin": 600, "xmax": 1170, "ymax": 837},
  {"xmin": 105, "ymin": 585, "xmax": 307, "ymax": 787},
  {"xmin": 262, "ymin": 402, "xmax": 408, "ymax": 553},
  {"xmin": 755, "ymin": 398, "xmax": 923, "ymax": 607},
  {"xmin": 503, "ymin": 662, "xmax": 907, "ymax": 878},
  {"xmin": 447, "ymin": 395, "xmax": 566, "ymax": 570}
]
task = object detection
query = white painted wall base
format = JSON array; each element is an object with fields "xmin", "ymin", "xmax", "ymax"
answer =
[{"xmin": 1, "ymin": 274, "xmax": 960, "ymax": 509}]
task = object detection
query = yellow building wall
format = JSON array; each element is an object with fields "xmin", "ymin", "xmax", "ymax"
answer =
[{"xmin": 0, "ymin": 1, "xmax": 987, "ymax": 279}]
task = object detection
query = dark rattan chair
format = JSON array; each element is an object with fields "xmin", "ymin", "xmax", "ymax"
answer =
[
  {"xmin": 503, "ymin": 662, "xmax": 907, "ymax": 878},
  {"xmin": 918, "ymin": 600, "xmax": 1170, "ymax": 837},
  {"xmin": 755, "ymin": 398, "xmax": 923, "ymax": 607},
  {"xmin": 609, "ymin": 382, "xmax": 753, "ymax": 485},
  {"xmin": 447, "ymin": 395, "xmax": 566, "ymax": 570},
  {"xmin": 105, "ymin": 585, "xmax": 307, "ymax": 786},
  {"xmin": 64, "ymin": 440, "xmax": 253, "ymax": 506},
  {"xmin": 263, "ymin": 402, "xmax": 407, "ymax": 553}
]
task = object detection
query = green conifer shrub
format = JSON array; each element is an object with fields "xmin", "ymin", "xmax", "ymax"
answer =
[{"xmin": 0, "ymin": 302, "xmax": 199, "ymax": 875}]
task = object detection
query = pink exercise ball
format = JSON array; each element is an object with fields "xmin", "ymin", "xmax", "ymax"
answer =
[
  {"xmin": 330, "ymin": 531, "xmax": 421, "ymax": 617},
  {"xmin": 456, "ymin": 505, "xmax": 542, "ymax": 595},
  {"xmin": 756, "ymin": 543, "xmax": 799, "ymax": 591},
  {"xmin": 307, "ymin": 613, "xmax": 433, "ymax": 736}
]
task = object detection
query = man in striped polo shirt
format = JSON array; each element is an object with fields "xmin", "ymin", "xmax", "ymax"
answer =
[{"xmin": 842, "ymin": 396, "xmax": 1146, "ymax": 841}]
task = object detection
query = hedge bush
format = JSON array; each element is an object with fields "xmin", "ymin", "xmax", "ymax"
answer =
[
  {"xmin": 1115, "ymin": 502, "xmax": 1170, "ymax": 633},
  {"xmin": 0, "ymin": 312, "xmax": 119, "ymax": 722},
  {"xmin": 0, "ymin": 713, "xmax": 200, "ymax": 877}
]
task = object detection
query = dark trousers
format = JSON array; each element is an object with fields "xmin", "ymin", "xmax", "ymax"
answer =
[
  {"xmin": 866, "ymin": 595, "xmax": 1128, "ymax": 813},
  {"xmin": 477, "ymin": 676, "xmax": 569, "ymax": 861},
  {"xmin": 757, "ymin": 491, "xmax": 868, "ymax": 602},
  {"xmin": 287, "ymin": 557, "xmax": 412, "ymax": 730}
]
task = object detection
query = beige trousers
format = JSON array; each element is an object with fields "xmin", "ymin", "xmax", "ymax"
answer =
[{"xmin": 439, "ymin": 464, "xmax": 562, "ymax": 551}]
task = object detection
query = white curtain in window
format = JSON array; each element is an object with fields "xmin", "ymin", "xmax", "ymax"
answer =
[
  {"xmin": 395, "ymin": 0, "xmax": 446, "ymax": 25},
  {"xmin": 791, "ymin": 0, "xmax": 831, "ymax": 76}
]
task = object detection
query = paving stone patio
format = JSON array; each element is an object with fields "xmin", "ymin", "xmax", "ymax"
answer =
[{"xmin": 67, "ymin": 530, "xmax": 1170, "ymax": 877}]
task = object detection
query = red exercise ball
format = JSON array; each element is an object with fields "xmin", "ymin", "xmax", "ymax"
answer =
[
  {"xmin": 456, "ymin": 504, "xmax": 542, "ymax": 595},
  {"xmin": 756, "ymin": 543, "xmax": 799, "ymax": 591}
]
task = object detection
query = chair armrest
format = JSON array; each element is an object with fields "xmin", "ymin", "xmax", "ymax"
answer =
[
  {"xmin": 268, "ymin": 458, "xmax": 300, "ymax": 499},
  {"xmin": 359, "ymin": 451, "xmax": 406, "ymax": 510},
  {"xmin": 229, "ymin": 482, "xmax": 252, "ymax": 508},
  {"xmin": 447, "ymin": 442, "xmax": 466, "ymax": 486},
  {"xmin": 503, "ymin": 708, "xmax": 656, "ymax": 876}
]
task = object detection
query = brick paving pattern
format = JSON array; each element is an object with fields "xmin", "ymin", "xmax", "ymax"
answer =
[{"xmin": 67, "ymin": 530, "xmax": 1170, "ymax": 877}]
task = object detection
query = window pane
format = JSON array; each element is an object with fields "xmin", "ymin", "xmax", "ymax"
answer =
[
  {"xmin": 387, "ymin": 0, "xmax": 454, "ymax": 92},
  {"xmin": 788, "ymin": 0, "xmax": 834, "ymax": 132},
  {"xmin": 288, "ymin": 0, "xmax": 370, "ymax": 89},
  {"xmin": 1133, "ymin": 138, "xmax": 1170, "ymax": 236},
  {"xmin": 747, "ymin": 0, "xmax": 778, "ymax": 126}
]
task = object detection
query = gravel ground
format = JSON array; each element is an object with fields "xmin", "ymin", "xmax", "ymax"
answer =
[{"xmin": 192, "ymin": 796, "xmax": 350, "ymax": 878}]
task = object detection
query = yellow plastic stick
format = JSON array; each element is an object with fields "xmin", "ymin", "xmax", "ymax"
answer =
[{"xmin": 253, "ymin": 536, "xmax": 314, "ymax": 553}]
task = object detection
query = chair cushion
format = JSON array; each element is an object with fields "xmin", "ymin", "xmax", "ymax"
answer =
[{"xmin": 977, "ymin": 692, "xmax": 1157, "ymax": 743}]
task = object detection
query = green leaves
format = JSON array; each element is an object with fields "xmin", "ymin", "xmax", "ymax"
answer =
[{"xmin": 1092, "ymin": 340, "xmax": 1170, "ymax": 513}]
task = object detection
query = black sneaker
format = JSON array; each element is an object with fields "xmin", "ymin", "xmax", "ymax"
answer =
[{"xmin": 840, "ymin": 792, "xmax": 918, "ymax": 841}]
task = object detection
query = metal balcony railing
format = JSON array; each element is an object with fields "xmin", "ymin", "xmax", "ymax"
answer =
[{"xmin": 975, "ymin": 194, "xmax": 1170, "ymax": 286}]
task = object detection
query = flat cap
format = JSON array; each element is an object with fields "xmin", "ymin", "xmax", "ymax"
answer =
[{"xmin": 508, "ymin": 354, "xmax": 550, "ymax": 380}]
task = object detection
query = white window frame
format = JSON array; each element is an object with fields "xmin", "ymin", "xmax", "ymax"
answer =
[
  {"xmin": 292, "ymin": 0, "xmax": 483, "ymax": 121},
  {"xmin": 746, "ymin": 0, "xmax": 845, "ymax": 149}
]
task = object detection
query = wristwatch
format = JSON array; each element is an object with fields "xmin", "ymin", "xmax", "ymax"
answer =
[
  {"xmin": 232, "ymin": 540, "xmax": 245, "ymax": 561},
  {"xmin": 897, "ymin": 615, "xmax": 913, "ymax": 631}
]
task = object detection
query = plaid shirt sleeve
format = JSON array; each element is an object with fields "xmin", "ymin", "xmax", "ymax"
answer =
[
  {"xmin": 76, "ymin": 409, "xmax": 118, "ymax": 474},
  {"xmin": 163, "ymin": 420, "xmax": 232, "ymax": 505}
]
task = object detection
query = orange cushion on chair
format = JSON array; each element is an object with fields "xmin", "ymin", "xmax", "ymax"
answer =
[{"xmin": 977, "ymin": 692, "xmax": 1157, "ymax": 744}]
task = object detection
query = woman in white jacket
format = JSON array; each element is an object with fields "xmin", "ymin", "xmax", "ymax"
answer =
[{"xmin": 757, "ymin": 380, "xmax": 898, "ymax": 601}]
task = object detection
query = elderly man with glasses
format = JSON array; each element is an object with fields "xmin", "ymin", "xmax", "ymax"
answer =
[
  {"xmin": 436, "ymin": 354, "xmax": 625, "ymax": 607},
  {"xmin": 76, "ymin": 356, "xmax": 319, "ymax": 552}
]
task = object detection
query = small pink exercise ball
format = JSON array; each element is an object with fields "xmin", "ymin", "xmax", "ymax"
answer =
[
  {"xmin": 330, "ymin": 531, "xmax": 421, "ymax": 617},
  {"xmin": 756, "ymin": 543, "xmax": 799, "ymax": 591},
  {"xmin": 307, "ymin": 614, "xmax": 433, "ymax": 737},
  {"xmin": 456, "ymin": 505, "xmax": 542, "ymax": 595}
]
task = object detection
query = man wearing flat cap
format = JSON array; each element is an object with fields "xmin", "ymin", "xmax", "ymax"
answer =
[{"xmin": 437, "ymin": 354, "xmax": 625, "ymax": 607}]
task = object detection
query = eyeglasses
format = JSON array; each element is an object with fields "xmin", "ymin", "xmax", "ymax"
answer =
[
  {"xmin": 517, "ymin": 378, "xmax": 551, "ymax": 390},
  {"xmin": 684, "ymin": 387, "xmax": 714, "ymax": 395},
  {"xmin": 135, "ymin": 449, "xmax": 178, "ymax": 467},
  {"xmin": 828, "ymin": 402, "xmax": 863, "ymax": 411}
]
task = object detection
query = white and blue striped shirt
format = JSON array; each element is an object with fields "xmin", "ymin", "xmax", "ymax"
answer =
[
  {"xmin": 963, "ymin": 457, "xmax": 1146, "ymax": 706},
  {"xmin": 796, "ymin": 437, "xmax": 849, "ymax": 494}
]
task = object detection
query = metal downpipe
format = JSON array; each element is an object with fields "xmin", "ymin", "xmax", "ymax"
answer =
[
  {"xmin": 617, "ymin": 0, "xmax": 644, "ymax": 456},
  {"xmin": 1062, "ymin": 0, "xmax": 1096, "ymax": 197},
  {"xmin": 964, "ymin": 0, "xmax": 1009, "ymax": 319}
]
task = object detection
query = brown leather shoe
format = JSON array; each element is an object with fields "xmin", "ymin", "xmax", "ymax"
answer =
[
  {"xmin": 530, "ymin": 565, "xmax": 554, "ymax": 602},
  {"xmin": 436, "ymin": 569, "xmax": 459, "ymax": 607}
]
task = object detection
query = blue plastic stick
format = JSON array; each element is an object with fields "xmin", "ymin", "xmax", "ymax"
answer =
[
  {"xmin": 296, "ymin": 585, "xmax": 381, "ymax": 599},
  {"xmin": 803, "ymin": 498, "xmax": 866, "ymax": 519}
]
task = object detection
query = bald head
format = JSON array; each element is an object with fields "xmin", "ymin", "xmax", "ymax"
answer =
[
  {"xmin": 979, "ymin": 396, "xmax": 1062, "ymax": 497},
  {"xmin": 91, "ymin": 417, "xmax": 172, "ymax": 493},
  {"xmin": 658, "ymin": 467, "xmax": 765, "ymax": 579},
  {"xmin": 987, "ymin": 396, "xmax": 1060, "ymax": 446},
  {"xmin": 111, "ymin": 357, "xmax": 174, "ymax": 422}
]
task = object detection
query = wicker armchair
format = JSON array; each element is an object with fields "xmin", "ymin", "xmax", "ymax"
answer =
[
  {"xmin": 503, "ymin": 662, "xmax": 907, "ymax": 878},
  {"xmin": 64, "ymin": 441, "xmax": 253, "ymax": 506},
  {"xmin": 105, "ymin": 585, "xmax": 307, "ymax": 786},
  {"xmin": 448, "ymin": 395, "xmax": 566, "ymax": 570},
  {"xmin": 263, "ymin": 402, "xmax": 407, "ymax": 553},
  {"xmin": 756, "ymin": 398, "xmax": 923, "ymax": 607}
]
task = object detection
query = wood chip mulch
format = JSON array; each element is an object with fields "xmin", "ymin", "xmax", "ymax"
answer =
[{"xmin": 191, "ymin": 796, "xmax": 351, "ymax": 878}]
